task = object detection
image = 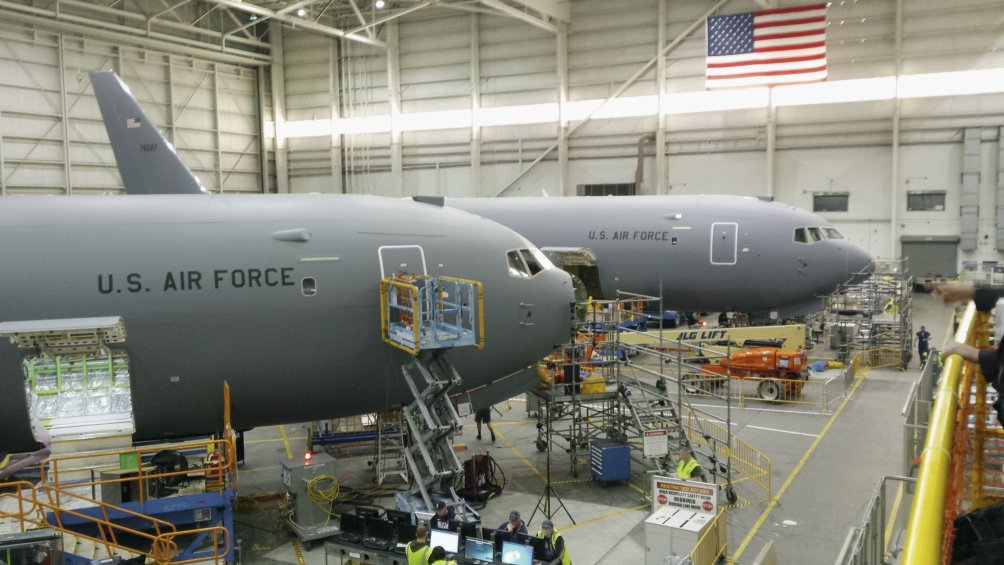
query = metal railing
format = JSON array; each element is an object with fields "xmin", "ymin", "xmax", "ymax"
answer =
[
  {"xmin": 680, "ymin": 404, "xmax": 772, "ymax": 503},
  {"xmin": 900, "ymin": 303, "xmax": 981, "ymax": 564},
  {"xmin": 836, "ymin": 475, "xmax": 916, "ymax": 565},
  {"xmin": 690, "ymin": 507, "xmax": 728, "ymax": 564}
]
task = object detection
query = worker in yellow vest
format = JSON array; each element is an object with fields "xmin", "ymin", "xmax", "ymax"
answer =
[
  {"xmin": 405, "ymin": 524, "xmax": 431, "ymax": 565},
  {"xmin": 428, "ymin": 546, "xmax": 456, "ymax": 565},
  {"xmin": 536, "ymin": 519, "xmax": 571, "ymax": 565},
  {"xmin": 676, "ymin": 448, "xmax": 707, "ymax": 481}
]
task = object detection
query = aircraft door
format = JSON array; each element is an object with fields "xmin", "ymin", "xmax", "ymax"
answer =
[
  {"xmin": 710, "ymin": 222, "xmax": 738, "ymax": 265},
  {"xmin": 378, "ymin": 245, "xmax": 428, "ymax": 277}
]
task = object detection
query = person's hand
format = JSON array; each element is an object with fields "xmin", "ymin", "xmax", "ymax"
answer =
[
  {"xmin": 507, "ymin": 522, "xmax": 515, "ymax": 532},
  {"xmin": 943, "ymin": 341, "xmax": 980, "ymax": 363},
  {"xmin": 931, "ymin": 283, "xmax": 976, "ymax": 305}
]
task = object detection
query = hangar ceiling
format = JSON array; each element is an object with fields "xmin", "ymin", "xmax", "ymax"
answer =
[{"xmin": 0, "ymin": 0, "xmax": 569, "ymax": 63}]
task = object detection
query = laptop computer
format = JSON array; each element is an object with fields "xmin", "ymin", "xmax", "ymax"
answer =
[
  {"xmin": 335, "ymin": 513, "xmax": 364, "ymax": 544},
  {"xmin": 362, "ymin": 517, "xmax": 395, "ymax": 551}
]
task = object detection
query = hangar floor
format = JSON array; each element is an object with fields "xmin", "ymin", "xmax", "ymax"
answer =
[{"xmin": 234, "ymin": 293, "xmax": 951, "ymax": 565}]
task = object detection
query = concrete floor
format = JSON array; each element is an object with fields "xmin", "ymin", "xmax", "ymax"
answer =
[{"xmin": 234, "ymin": 294, "xmax": 954, "ymax": 564}]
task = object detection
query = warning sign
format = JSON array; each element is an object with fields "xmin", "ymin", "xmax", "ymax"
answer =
[
  {"xmin": 651, "ymin": 475, "xmax": 718, "ymax": 515},
  {"xmin": 643, "ymin": 429, "xmax": 669, "ymax": 458}
]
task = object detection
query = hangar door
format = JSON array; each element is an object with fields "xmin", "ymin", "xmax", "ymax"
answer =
[{"xmin": 901, "ymin": 237, "xmax": 959, "ymax": 278}]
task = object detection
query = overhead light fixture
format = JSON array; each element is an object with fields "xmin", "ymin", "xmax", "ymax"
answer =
[
  {"xmin": 297, "ymin": 8, "xmax": 306, "ymax": 16},
  {"xmin": 249, "ymin": 14, "xmax": 257, "ymax": 21},
  {"xmin": 376, "ymin": 0, "xmax": 386, "ymax": 8}
]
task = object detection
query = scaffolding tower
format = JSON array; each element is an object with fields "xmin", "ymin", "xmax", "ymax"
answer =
[{"xmin": 821, "ymin": 258, "xmax": 913, "ymax": 368}]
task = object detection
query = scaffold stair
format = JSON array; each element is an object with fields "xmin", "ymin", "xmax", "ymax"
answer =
[
  {"xmin": 375, "ymin": 410, "xmax": 409, "ymax": 486},
  {"xmin": 616, "ymin": 375, "xmax": 693, "ymax": 471},
  {"xmin": 400, "ymin": 351, "xmax": 465, "ymax": 511}
]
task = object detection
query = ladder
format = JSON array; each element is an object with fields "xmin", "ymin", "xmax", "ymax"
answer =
[
  {"xmin": 400, "ymin": 351, "xmax": 465, "ymax": 511},
  {"xmin": 375, "ymin": 410, "xmax": 409, "ymax": 486},
  {"xmin": 614, "ymin": 374, "xmax": 693, "ymax": 473}
]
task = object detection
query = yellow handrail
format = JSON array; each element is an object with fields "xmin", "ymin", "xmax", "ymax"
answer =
[{"xmin": 901, "ymin": 302, "xmax": 978, "ymax": 564}]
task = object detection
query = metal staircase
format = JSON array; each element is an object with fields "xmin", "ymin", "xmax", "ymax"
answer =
[
  {"xmin": 613, "ymin": 374, "xmax": 693, "ymax": 473},
  {"xmin": 374, "ymin": 410, "xmax": 409, "ymax": 486}
]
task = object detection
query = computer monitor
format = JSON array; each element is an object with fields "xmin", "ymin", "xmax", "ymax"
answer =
[
  {"xmin": 356, "ymin": 506, "xmax": 381, "ymax": 519},
  {"xmin": 429, "ymin": 529, "xmax": 460, "ymax": 555},
  {"xmin": 339, "ymin": 513, "xmax": 364, "ymax": 536},
  {"xmin": 445, "ymin": 519, "xmax": 462, "ymax": 533},
  {"xmin": 396, "ymin": 521, "xmax": 416, "ymax": 543},
  {"xmin": 365, "ymin": 517, "xmax": 395, "ymax": 541},
  {"xmin": 464, "ymin": 537, "xmax": 494, "ymax": 561},
  {"xmin": 460, "ymin": 522, "xmax": 479, "ymax": 540},
  {"xmin": 528, "ymin": 536, "xmax": 547, "ymax": 559},
  {"xmin": 480, "ymin": 527, "xmax": 495, "ymax": 541},
  {"xmin": 385, "ymin": 508, "xmax": 412, "ymax": 524},
  {"xmin": 414, "ymin": 510, "xmax": 435, "ymax": 525},
  {"xmin": 500, "ymin": 541, "xmax": 533, "ymax": 565}
]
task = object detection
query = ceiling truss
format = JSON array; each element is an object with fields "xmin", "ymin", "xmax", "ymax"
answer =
[{"xmin": 0, "ymin": 0, "xmax": 570, "ymax": 64}]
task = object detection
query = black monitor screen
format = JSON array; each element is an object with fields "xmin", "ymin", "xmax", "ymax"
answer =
[
  {"xmin": 356, "ymin": 506, "xmax": 381, "ymax": 519},
  {"xmin": 460, "ymin": 522, "xmax": 479, "ymax": 539},
  {"xmin": 366, "ymin": 517, "xmax": 394, "ymax": 541},
  {"xmin": 385, "ymin": 508, "xmax": 412, "ymax": 524},
  {"xmin": 340, "ymin": 513, "xmax": 364, "ymax": 535},
  {"xmin": 528, "ymin": 536, "xmax": 547, "ymax": 559},
  {"xmin": 465, "ymin": 537, "xmax": 494, "ymax": 561},
  {"xmin": 396, "ymin": 521, "xmax": 417, "ymax": 543},
  {"xmin": 494, "ymin": 531, "xmax": 527, "ymax": 554},
  {"xmin": 446, "ymin": 519, "xmax": 462, "ymax": 533}
]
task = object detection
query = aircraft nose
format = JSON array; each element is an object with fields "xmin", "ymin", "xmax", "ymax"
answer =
[
  {"xmin": 845, "ymin": 244, "xmax": 874, "ymax": 285},
  {"xmin": 539, "ymin": 268, "xmax": 576, "ymax": 345}
]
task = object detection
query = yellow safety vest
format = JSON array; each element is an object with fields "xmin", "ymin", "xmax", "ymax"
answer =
[
  {"xmin": 405, "ymin": 543, "xmax": 431, "ymax": 565},
  {"xmin": 535, "ymin": 529, "xmax": 571, "ymax": 565},
  {"xmin": 677, "ymin": 457, "xmax": 701, "ymax": 479}
]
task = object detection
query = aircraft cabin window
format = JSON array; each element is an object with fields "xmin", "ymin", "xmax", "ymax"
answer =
[
  {"xmin": 301, "ymin": 277, "xmax": 317, "ymax": 297},
  {"xmin": 507, "ymin": 251, "xmax": 530, "ymax": 278},
  {"xmin": 824, "ymin": 227, "xmax": 844, "ymax": 239},
  {"xmin": 794, "ymin": 228, "xmax": 808, "ymax": 243}
]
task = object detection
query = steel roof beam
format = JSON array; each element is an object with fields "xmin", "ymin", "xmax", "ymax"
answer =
[
  {"xmin": 203, "ymin": 0, "xmax": 387, "ymax": 50},
  {"xmin": 477, "ymin": 0, "xmax": 557, "ymax": 33}
]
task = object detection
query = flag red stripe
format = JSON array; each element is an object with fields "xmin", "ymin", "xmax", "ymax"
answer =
[
  {"xmin": 754, "ymin": 15, "xmax": 825, "ymax": 29},
  {"xmin": 755, "ymin": 3, "xmax": 827, "ymax": 17},
  {"xmin": 707, "ymin": 53, "xmax": 825, "ymax": 69},
  {"xmin": 754, "ymin": 40, "xmax": 826, "ymax": 53},
  {"xmin": 755, "ymin": 29, "xmax": 825, "ymax": 41},
  {"xmin": 706, "ymin": 65, "xmax": 827, "ymax": 80}
]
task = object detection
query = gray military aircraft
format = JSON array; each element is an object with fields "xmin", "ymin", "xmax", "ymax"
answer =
[
  {"xmin": 445, "ymin": 196, "xmax": 873, "ymax": 319},
  {"xmin": 0, "ymin": 171, "xmax": 574, "ymax": 453},
  {"xmin": 89, "ymin": 71, "xmax": 872, "ymax": 321}
]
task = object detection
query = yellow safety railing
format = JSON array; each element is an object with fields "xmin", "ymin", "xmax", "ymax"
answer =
[
  {"xmin": 901, "ymin": 302, "xmax": 979, "ymax": 564},
  {"xmin": 0, "ymin": 480, "xmax": 44, "ymax": 531},
  {"xmin": 680, "ymin": 404, "xmax": 772, "ymax": 503},
  {"xmin": 690, "ymin": 507, "xmax": 728, "ymax": 564}
]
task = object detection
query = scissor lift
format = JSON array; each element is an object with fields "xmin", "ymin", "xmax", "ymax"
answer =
[{"xmin": 380, "ymin": 275, "xmax": 484, "ymax": 518}]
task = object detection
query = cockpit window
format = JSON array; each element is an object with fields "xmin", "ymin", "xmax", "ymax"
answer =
[
  {"xmin": 520, "ymin": 249, "xmax": 545, "ymax": 276},
  {"xmin": 507, "ymin": 251, "xmax": 530, "ymax": 278},
  {"xmin": 824, "ymin": 227, "xmax": 844, "ymax": 239},
  {"xmin": 508, "ymin": 247, "xmax": 553, "ymax": 278},
  {"xmin": 807, "ymin": 227, "xmax": 823, "ymax": 242},
  {"xmin": 794, "ymin": 228, "xmax": 808, "ymax": 243}
]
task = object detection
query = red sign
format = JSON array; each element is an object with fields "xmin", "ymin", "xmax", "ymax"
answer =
[
  {"xmin": 657, "ymin": 494, "xmax": 668, "ymax": 505},
  {"xmin": 702, "ymin": 500, "xmax": 713, "ymax": 512}
]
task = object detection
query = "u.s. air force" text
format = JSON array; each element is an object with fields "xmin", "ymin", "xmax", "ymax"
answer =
[
  {"xmin": 98, "ymin": 268, "xmax": 295, "ymax": 294},
  {"xmin": 587, "ymin": 230, "xmax": 671, "ymax": 241}
]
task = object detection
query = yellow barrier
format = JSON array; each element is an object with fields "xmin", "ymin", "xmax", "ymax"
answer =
[
  {"xmin": 680, "ymin": 405, "xmax": 772, "ymax": 503},
  {"xmin": 690, "ymin": 507, "xmax": 728, "ymax": 564},
  {"xmin": 901, "ymin": 302, "xmax": 978, "ymax": 564}
]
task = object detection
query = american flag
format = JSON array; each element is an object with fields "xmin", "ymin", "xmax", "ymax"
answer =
[
  {"xmin": 706, "ymin": 3, "xmax": 827, "ymax": 89},
  {"xmin": 126, "ymin": 117, "xmax": 141, "ymax": 128}
]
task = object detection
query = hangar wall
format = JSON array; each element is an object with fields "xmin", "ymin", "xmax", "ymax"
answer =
[{"xmin": 275, "ymin": 0, "xmax": 1004, "ymax": 266}]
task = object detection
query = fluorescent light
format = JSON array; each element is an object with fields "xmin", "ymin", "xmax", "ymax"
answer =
[
  {"xmin": 479, "ymin": 103, "xmax": 558, "ymax": 127},
  {"xmin": 663, "ymin": 88, "xmax": 769, "ymax": 113},
  {"xmin": 898, "ymin": 68, "xmax": 1004, "ymax": 99},
  {"xmin": 399, "ymin": 109, "xmax": 471, "ymax": 132},
  {"xmin": 276, "ymin": 67, "xmax": 1004, "ymax": 138},
  {"xmin": 376, "ymin": 0, "xmax": 386, "ymax": 7},
  {"xmin": 297, "ymin": 8, "xmax": 306, "ymax": 16},
  {"xmin": 772, "ymin": 77, "xmax": 895, "ymax": 106}
]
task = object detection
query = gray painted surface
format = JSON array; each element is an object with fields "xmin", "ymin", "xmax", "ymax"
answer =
[{"xmin": 0, "ymin": 194, "xmax": 575, "ymax": 452}]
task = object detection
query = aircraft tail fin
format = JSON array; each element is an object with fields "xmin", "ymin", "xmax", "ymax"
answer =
[{"xmin": 90, "ymin": 71, "xmax": 206, "ymax": 195}]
